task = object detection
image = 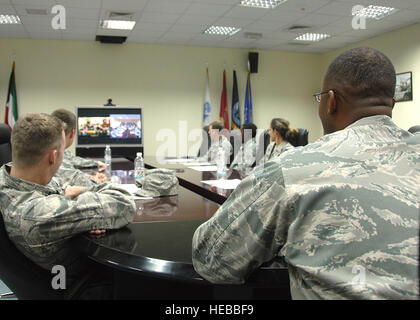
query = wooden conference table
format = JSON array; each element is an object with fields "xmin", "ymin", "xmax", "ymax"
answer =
[{"xmin": 76, "ymin": 157, "xmax": 290, "ymax": 300}]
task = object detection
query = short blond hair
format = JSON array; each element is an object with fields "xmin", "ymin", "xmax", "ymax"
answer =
[{"xmin": 11, "ymin": 113, "xmax": 63, "ymax": 168}]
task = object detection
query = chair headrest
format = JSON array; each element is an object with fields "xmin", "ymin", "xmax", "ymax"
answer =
[{"xmin": 0, "ymin": 124, "xmax": 11, "ymax": 144}]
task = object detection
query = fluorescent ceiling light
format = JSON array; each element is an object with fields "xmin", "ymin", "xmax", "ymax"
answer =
[
  {"xmin": 295, "ymin": 33, "xmax": 331, "ymax": 42},
  {"xmin": 204, "ymin": 26, "xmax": 241, "ymax": 36},
  {"xmin": 352, "ymin": 5, "xmax": 399, "ymax": 20},
  {"xmin": 100, "ymin": 20, "xmax": 136, "ymax": 30},
  {"xmin": 0, "ymin": 15, "xmax": 21, "ymax": 24},
  {"xmin": 239, "ymin": 0, "xmax": 288, "ymax": 9}
]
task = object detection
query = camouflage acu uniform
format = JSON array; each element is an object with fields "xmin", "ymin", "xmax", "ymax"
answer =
[
  {"xmin": 0, "ymin": 164, "xmax": 136, "ymax": 286},
  {"xmin": 192, "ymin": 115, "xmax": 420, "ymax": 299},
  {"xmin": 200, "ymin": 135, "xmax": 232, "ymax": 165},
  {"xmin": 230, "ymin": 138, "xmax": 257, "ymax": 170},
  {"xmin": 261, "ymin": 140, "xmax": 294, "ymax": 165},
  {"xmin": 62, "ymin": 149, "xmax": 99, "ymax": 169}
]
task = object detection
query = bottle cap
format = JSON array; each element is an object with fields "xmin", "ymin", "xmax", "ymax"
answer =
[{"xmin": 137, "ymin": 152, "xmax": 142, "ymax": 157}]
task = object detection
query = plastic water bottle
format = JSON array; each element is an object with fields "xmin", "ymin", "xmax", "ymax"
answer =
[
  {"xmin": 104, "ymin": 145, "xmax": 112, "ymax": 176},
  {"xmin": 134, "ymin": 152, "xmax": 145, "ymax": 183},
  {"xmin": 216, "ymin": 146, "xmax": 227, "ymax": 179}
]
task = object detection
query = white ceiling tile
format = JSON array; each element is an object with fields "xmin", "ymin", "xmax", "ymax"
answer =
[
  {"xmin": 144, "ymin": 0, "xmax": 191, "ymax": 14},
  {"xmin": 317, "ymin": 1, "xmax": 357, "ymax": 16},
  {"xmin": 132, "ymin": 22, "xmax": 172, "ymax": 32},
  {"xmin": 293, "ymin": 13, "xmax": 344, "ymax": 27},
  {"xmin": 58, "ymin": 0, "xmax": 102, "ymax": 9},
  {"xmin": 0, "ymin": 4, "xmax": 16, "ymax": 14},
  {"xmin": 66, "ymin": 7, "xmax": 100, "ymax": 20},
  {"xmin": 223, "ymin": 6, "xmax": 269, "ymax": 20},
  {"xmin": 212, "ymin": 16, "xmax": 252, "ymax": 28},
  {"xmin": 262, "ymin": 10, "xmax": 307, "ymax": 22},
  {"xmin": 130, "ymin": 29, "xmax": 167, "ymax": 38},
  {"xmin": 139, "ymin": 12, "xmax": 181, "ymax": 24},
  {"xmin": 13, "ymin": 4, "xmax": 51, "ymax": 16},
  {"xmin": 184, "ymin": 3, "xmax": 232, "ymax": 17},
  {"xmin": 11, "ymin": 0, "xmax": 55, "ymax": 5},
  {"xmin": 101, "ymin": 0, "xmax": 148, "ymax": 11},
  {"xmin": 335, "ymin": 0, "xmax": 420, "ymax": 10},
  {"xmin": 274, "ymin": 0, "xmax": 331, "ymax": 13},
  {"xmin": 176, "ymin": 14, "xmax": 217, "ymax": 26},
  {"xmin": 0, "ymin": 0, "xmax": 11, "ymax": 4},
  {"xmin": 244, "ymin": 20, "xmax": 288, "ymax": 32},
  {"xmin": 66, "ymin": 19, "xmax": 98, "ymax": 29},
  {"xmin": 126, "ymin": 34, "xmax": 159, "ymax": 43},
  {"xmin": 0, "ymin": 23, "xmax": 25, "ymax": 33}
]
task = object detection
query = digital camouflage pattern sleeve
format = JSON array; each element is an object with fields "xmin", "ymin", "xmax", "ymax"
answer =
[
  {"xmin": 192, "ymin": 115, "xmax": 420, "ymax": 300},
  {"xmin": 0, "ymin": 164, "xmax": 136, "ymax": 271},
  {"xmin": 62, "ymin": 149, "xmax": 99, "ymax": 169}
]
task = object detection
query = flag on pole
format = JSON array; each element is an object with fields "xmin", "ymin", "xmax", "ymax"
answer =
[
  {"xmin": 4, "ymin": 62, "xmax": 18, "ymax": 131},
  {"xmin": 203, "ymin": 67, "xmax": 211, "ymax": 126},
  {"xmin": 231, "ymin": 70, "xmax": 240, "ymax": 130},
  {"xmin": 219, "ymin": 69, "xmax": 229, "ymax": 130},
  {"xmin": 244, "ymin": 70, "xmax": 253, "ymax": 124}
]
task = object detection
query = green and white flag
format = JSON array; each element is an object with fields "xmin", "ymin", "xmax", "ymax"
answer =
[{"xmin": 5, "ymin": 62, "xmax": 18, "ymax": 131}]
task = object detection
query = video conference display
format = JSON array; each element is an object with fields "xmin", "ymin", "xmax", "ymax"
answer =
[{"xmin": 77, "ymin": 107, "xmax": 142, "ymax": 146}]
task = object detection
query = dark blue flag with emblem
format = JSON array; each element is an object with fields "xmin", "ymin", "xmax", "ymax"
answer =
[
  {"xmin": 244, "ymin": 70, "xmax": 253, "ymax": 124},
  {"xmin": 231, "ymin": 70, "xmax": 240, "ymax": 129}
]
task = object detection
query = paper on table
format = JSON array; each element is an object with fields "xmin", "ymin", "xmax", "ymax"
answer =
[
  {"xmin": 184, "ymin": 162, "xmax": 212, "ymax": 166},
  {"xmin": 188, "ymin": 165, "xmax": 218, "ymax": 172},
  {"xmin": 201, "ymin": 179, "xmax": 242, "ymax": 189},
  {"xmin": 165, "ymin": 158, "xmax": 196, "ymax": 163}
]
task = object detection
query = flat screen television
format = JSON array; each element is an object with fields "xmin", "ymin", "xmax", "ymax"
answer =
[{"xmin": 76, "ymin": 106, "xmax": 143, "ymax": 159}]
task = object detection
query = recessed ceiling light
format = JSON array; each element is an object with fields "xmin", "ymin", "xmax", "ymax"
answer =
[
  {"xmin": 352, "ymin": 5, "xmax": 399, "ymax": 20},
  {"xmin": 239, "ymin": 0, "xmax": 288, "ymax": 9},
  {"xmin": 100, "ymin": 20, "xmax": 136, "ymax": 30},
  {"xmin": 204, "ymin": 26, "xmax": 241, "ymax": 36},
  {"xmin": 295, "ymin": 33, "xmax": 331, "ymax": 42},
  {"xmin": 0, "ymin": 15, "xmax": 21, "ymax": 24}
]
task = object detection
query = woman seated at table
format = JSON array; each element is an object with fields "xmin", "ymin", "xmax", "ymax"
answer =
[{"xmin": 262, "ymin": 118, "xmax": 297, "ymax": 164}]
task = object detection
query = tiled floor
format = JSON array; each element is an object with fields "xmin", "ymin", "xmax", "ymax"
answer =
[{"xmin": 0, "ymin": 279, "xmax": 17, "ymax": 300}]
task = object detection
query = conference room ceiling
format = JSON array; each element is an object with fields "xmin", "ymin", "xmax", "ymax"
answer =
[{"xmin": 0, "ymin": 0, "xmax": 419, "ymax": 53}]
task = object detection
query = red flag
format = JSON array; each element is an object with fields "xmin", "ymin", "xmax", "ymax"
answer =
[{"xmin": 219, "ymin": 70, "xmax": 229, "ymax": 129}]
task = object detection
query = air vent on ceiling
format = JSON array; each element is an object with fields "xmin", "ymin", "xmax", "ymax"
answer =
[
  {"xmin": 244, "ymin": 32, "xmax": 263, "ymax": 40},
  {"xmin": 286, "ymin": 25, "xmax": 312, "ymax": 32},
  {"xmin": 95, "ymin": 35, "xmax": 127, "ymax": 44},
  {"xmin": 108, "ymin": 11, "xmax": 135, "ymax": 19},
  {"xmin": 25, "ymin": 8, "xmax": 48, "ymax": 15}
]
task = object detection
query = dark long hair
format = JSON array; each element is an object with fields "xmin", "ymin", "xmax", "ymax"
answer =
[{"xmin": 270, "ymin": 118, "xmax": 298, "ymax": 144}]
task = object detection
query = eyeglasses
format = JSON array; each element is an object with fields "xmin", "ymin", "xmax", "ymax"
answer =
[
  {"xmin": 313, "ymin": 89, "xmax": 338, "ymax": 103},
  {"xmin": 313, "ymin": 90, "xmax": 332, "ymax": 103}
]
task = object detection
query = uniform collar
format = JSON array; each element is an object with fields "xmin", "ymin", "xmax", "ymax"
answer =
[{"xmin": 1, "ymin": 164, "xmax": 61, "ymax": 195}]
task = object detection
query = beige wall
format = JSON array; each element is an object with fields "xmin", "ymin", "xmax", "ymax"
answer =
[
  {"xmin": 322, "ymin": 22, "xmax": 420, "ymax": 131},
  {"xmin": 0, "ymin": 38, "xmax": 323, "ymax": 157},
  {"xmin": 1, "ymin": 23, "xmax": 418, "ymax": 157}
]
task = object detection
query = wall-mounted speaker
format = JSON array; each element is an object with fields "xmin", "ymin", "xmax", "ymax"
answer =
[{"xmin": 248, "ymin": 52, "xmax": 259, "ymax": 73}]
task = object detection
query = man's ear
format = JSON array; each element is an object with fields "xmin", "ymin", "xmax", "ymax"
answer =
[
  {"xmin": 391, "ymin": 98, "xmax": 396, "ymax": 110},
  {"xmin": 69, "ymin": 128, "xmax": 75, "ymax": 140},
  {"xmin": 48, "ymin": 149, "xmax": 57, "ymax": 165},
  {"xmin": 326, "ymin": 90, "xmax": 338, "ymax": 115}
]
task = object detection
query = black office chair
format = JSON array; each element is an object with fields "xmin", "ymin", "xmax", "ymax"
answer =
[
  {"xmin": 292, "ymin": 128, "xmax": 309, "ymax": 147},
  {"xmin": 228, "ymin": 129, "xmax": 242, "ymax": 166},
  {"xmin": 0, "ymin": 124, "xmax": 12, "ymax": 166},
  {"xmin": 0, "ymin": 211, "xmax": 65, "ymax": 300},
  {"xmin": 408, "ymin": 125, "xmax": 420, "ymax": 134}
]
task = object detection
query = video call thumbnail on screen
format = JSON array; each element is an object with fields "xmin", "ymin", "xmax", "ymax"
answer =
[{"xmin": 78, "ymin": 114, "xmax": 142, "ymax": 139}]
